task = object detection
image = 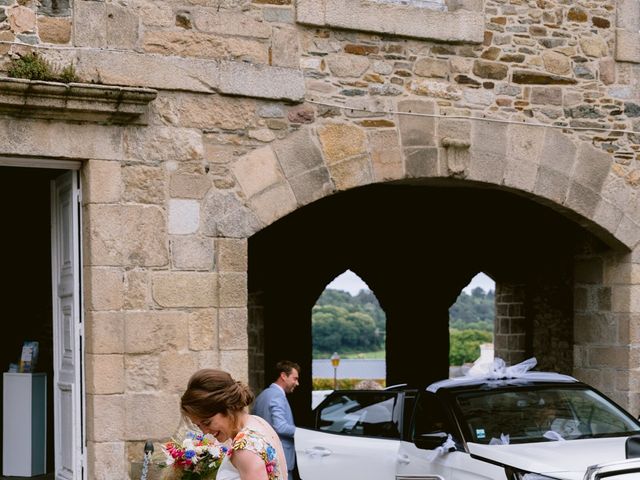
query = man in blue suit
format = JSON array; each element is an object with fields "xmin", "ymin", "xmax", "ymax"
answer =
[{"xmin": 253, "ymin": 360, "xmax": 300, "ymax": 479}]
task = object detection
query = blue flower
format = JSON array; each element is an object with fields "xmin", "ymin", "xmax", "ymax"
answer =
[
  {"xmin": 266, "ymin": 445, "xmax": 276, "ymax": 461},
  {"xmin": 184, "ymin": 449, "xmax": 196, "ymax": 459}
]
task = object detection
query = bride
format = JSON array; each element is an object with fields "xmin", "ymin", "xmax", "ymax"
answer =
[{"xmin": 181, "ymin": 369, "xmax": 288, "ymax": 480}]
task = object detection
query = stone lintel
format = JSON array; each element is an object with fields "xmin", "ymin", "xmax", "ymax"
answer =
[
  {"xmin": 0, "ymin": 77, "xmax": 157, "ymax": 125},
  {"xmin": 297, "ymin": 0, "xmax": 484, "ymax": 43},
  {"xmin": 218, "ymin": 61, "xmax": 305, "ymax": 102},
  {"xmin": 76, "ymin": 49, "xmax": 305, "ymax": 102}
]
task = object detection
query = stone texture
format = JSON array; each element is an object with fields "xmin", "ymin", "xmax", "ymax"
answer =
[
  {"xmin": 219, "ymin": 272, "xmax": 248, "ymax": 307},
  {"xmin": 168, "ymin": 199, "xmax": 200, "ymax": 235},
  {"xmin": 572, "ymin": 143, "xmax": 612, "ymax": 192},
  {"xmin": 580, "ymin": 36, "xmax": 608, "ymax": 58},
  {"xmin": 202, "ymin": 190, "xmax": 263, "ymax": 238},
  {"xmin": 615, "ymin": 29, "xmax": 640, "ymax": 63},
  {"xmin": 124, "ymin": 354, "xmax": 159, "ymax": 392},
  {"xmin": 503, "ymin": 124, "xmax": 545, "ymax": 191},
  {"xmin": 85, "ymin": 267, "xmax": 125, "ymax": 311},
  {"xmin": 326, "ymin": 53, "xmax": 370, "ymax": 77},
  {"xmin": 83, "ymin": 160, "xmax": 121, "ymax": 204},
  {"xmin": 124, "ymin": 311, "xmax": 189, "ymax": 354},
  {"xmin": 219, "ymin": 308, "xmax": 249, "ymax": 349},
  {"xmin": 122, "ymin": 165, "xmax": 165, "ymax": 204},
  {"xmin": 323, "ymin": 153, "xmax": 373, "ymax": 190},
  {"xmin": 472, "ymin": 60, "xmax": 508, "ymax": 79},
  {"xmin": 397, "ymin": 100, "xmax": 436, "ymax": 147},
  {"xmin": 37, "ymin": 16, "xmax": 71, "ymax": 43},
  {"xmin": 541, "ymin": 51, "xmax": 571, "ymax": 76},
  {"xmin": 273, "ymin": 128, "xmax": 325, "ymax": 177},
  {"xmin": 404, "ymin": 147, "xmax": 440, "ymax": 178},
  {"xmin": 87, "ymin": 395, "xmax": 125, "ymax": 442},
  {"xmin": 218, "ymin": 61, "xmax": 305, "ymax": 102},
  {"xmin": 160, "ymin": 351, "xmax": 199, "ymax": 392},
  {"xmin": 171, "ymin": 236, "xmax": 214, "ymax": 270},
  {"xmin": 318, "ymin": 123, "xmax": 367, "ymax": 163},
  {"xmin": 9, "ymin": 6, "xmax": 35, "ymax": 33},
  {"xmin": 248, "ymin": 182, "xmax": 298, "ymax": 226},
  {"xmin": 151, "ymin": 272, "xmax": 218, "ymax": 307},
  {"xmin": 153, "ymin": 93, "xmax": 257, "ymax": 131},
  {"xmin": 414, "ymin": 58, "xmax": 448, "ymax": 78},
  {"xmin": 0, "ymin": 118, "xmax": 124, "ymax": 161},
  {"xmin": 193, "ymin": 11, "xmax": 271, "ymax": 38},
  {"xmin": 86, "ymin": 354, "xmax": 125, "ymax": 394},
  {"xmin": 272, "ymin": 27, "xmax": 299, "ymax": 68},
  {"xmin": 124, "ymin": 127, "xmax": 203, "ymax": 163},
  {"xmin": 189, "ymin": 309, "xmax": 217, "ymax": 351},
  {"xmin": 369, "ymin": 130, "xmax": 404, "ymax": 181},
  {"xmin": 300, "ymin": 0, "xmax": 484, "ymax": 43},
  {"xmin": 169, "ymin": 174, "xmax": 211, "ymax": 199},
  {"xmin": 85, "ymin": 312, "xmax": 125, "ymax": 355},
  {"xmin": 85, "ymin": 204, "xmax": 168, "ymax": 267},
  {"xmin": 74, "ymin": 0, "xmax": 106, "ymax": 47},
  {"xmin": 287, "ymin": 166, "xmax": 335, "ymax": 206},
  {"xmin": 107, "ymin": 3, "xmax": 139, "ymax": 49},
  {"xmin": 232, "ymin": 146, "xmax": 283, "ymax": 198},
  {"xmin": 88, "ymin": 442, "xmax": 126, "ymax": 480},
  {"xmin": 125, "ymin": 393, "xmax": 181, "ymax": 439},
  {"xmin": 512, "ymin": 70, "xmax": 577, "ymax": 85},
  {"xmin": 468, "ymin": 121, "xmax": 507, "ymax": 183}
]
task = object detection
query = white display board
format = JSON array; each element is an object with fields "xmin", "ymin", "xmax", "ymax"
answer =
[{"xmin": 3, "ymin": 372, "xmax": 47, "ymax": 477}]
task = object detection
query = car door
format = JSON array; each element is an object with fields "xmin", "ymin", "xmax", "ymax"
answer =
[
  {"xmin": 397, "ymin": 391, "xmax": 452, "ymax": 479},
  {"xmin": 296, "ymin": 391, "xmax": 403, "ymax": 480},
  {"xmin": 397, "ymin": 391, "xmax": 500, "ymax": 480}
]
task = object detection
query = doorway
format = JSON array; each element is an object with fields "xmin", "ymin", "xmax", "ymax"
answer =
[{"xmin": 0, "ymin": 165, "xmax": 84, "ymax": 480}]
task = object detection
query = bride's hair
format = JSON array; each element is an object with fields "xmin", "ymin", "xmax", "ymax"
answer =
[{"xmin": 180, "ymin": 369, "xmax": 254, "ymax": 427}]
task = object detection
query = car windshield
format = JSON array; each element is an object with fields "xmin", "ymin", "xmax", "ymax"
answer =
[{"xmin": 454, "ymin": 385, "xmax": 640, "ymax": 445}]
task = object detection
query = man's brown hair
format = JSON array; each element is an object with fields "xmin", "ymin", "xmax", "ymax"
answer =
[{"xmin": 274, "ymin": 360, "xmax": 300, "ymax": 380}]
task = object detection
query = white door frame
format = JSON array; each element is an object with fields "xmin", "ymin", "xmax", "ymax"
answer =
[{"xmin": 0, "ymin": 158, "xmax": 85, "ymax": 480}]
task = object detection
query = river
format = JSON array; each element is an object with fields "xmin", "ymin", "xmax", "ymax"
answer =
[{"xmin": 312, "ymin": 358, "xmax": 386, "ymax": 379}]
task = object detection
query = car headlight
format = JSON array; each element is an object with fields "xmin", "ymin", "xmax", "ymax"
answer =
[{"xmin": 506, "ymin": 468, "xmax": 562, "ymax": 480}]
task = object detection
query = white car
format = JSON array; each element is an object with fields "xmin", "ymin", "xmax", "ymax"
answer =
[{"xmin": 296, "ymin": 371, "xmax": 640, "ymax": 479}]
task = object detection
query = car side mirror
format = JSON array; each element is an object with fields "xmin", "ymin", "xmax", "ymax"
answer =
[
  {"xmin": 626, "ymin": 435, "xmax": 640, "ymax": 459},
  {"xmin": 414, "ymin": 432, "xmax": 448, "ymax": 451}
]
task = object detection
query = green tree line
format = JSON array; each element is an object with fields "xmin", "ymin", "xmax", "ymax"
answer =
[{"xmin": 313, "ymin": 286, "xmax": 495, "ymax": 364}]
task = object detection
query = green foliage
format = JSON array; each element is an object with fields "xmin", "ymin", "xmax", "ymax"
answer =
[
  {"xmin": 312, "ymin": 288, "xmax": 386, "ymax": 356},
  {"xmin": 449, "ymin": 287, "xmax": 495, "ymax": 331},
  {"xmin": 8, "ymin": 52, "xmax": 79, "ymax": 83},
  {"xmin": 449, "ymin": 329, "xmax": 492, "ymax": 366},
  {"xmin": 312, "ymin": 377, "xmax": 385, "ymax": 390}
]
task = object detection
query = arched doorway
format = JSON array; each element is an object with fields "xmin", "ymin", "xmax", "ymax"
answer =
[{"xmin": 248, "ymin": 182, "xmax": 615, "ymax": 423}]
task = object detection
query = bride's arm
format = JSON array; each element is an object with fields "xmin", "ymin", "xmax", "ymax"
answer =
[{"xmin": 232, "ymin": 450, "xmax": 269, "ymax": 480}]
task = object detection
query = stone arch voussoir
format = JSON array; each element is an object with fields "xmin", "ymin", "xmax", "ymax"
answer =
[{"xmin": 232, "ymin": 116, "xmax": 638, "ymax": 250}]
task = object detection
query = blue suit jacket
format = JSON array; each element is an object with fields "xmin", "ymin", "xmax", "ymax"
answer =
[{"xmin": 252, "ymin": 384, "xmax": 296, "ymax": 471}]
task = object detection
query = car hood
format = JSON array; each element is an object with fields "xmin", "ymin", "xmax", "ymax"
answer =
[{"xmin": 467, "ymin": 437, "xmax": 628, "ymax": 479}]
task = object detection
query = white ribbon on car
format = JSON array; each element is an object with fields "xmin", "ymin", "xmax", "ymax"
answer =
[
  {"xmin": 434, "ymin": 434, "xmax": 457, "ymax": 455},
  {"xmin": 427, "ymin": 357, "xmax": 577, "ymax": 392}
]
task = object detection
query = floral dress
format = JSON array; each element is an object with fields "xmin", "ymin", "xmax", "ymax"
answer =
[{"xmin": 216, "ymin": 428, "xmax": 283, "ymax": 480}]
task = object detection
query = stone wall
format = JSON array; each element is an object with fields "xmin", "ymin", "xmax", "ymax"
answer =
[{"xmin": 1, "ymin": 0, "xmax": 640, "ymax": 477}]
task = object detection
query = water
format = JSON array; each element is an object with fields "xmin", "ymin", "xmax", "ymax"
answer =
[{"xmin": 312, "ymin": 359, "xmax": 386, "ymax": 379}]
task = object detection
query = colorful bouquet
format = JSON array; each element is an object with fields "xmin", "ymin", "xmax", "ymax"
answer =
[{"xmin": 160, "ymin": 431, "xmax": 228, "ymax": 480}]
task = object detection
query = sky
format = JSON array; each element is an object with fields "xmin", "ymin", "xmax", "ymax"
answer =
[{"xmin": 325, "ymin": 270, "xmax": 495, "ymax": 295}]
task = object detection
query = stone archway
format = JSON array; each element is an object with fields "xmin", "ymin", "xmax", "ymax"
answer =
[{"xmin": 204, "ymin": 106, "xmax": 640, "ymax": 415}]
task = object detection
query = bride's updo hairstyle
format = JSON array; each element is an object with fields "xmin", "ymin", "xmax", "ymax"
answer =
[{"xmin": 181, "ymin": 369, "xmax": 254, "ymax": 428}]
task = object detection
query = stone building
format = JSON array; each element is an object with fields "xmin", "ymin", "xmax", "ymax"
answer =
[{"xmin": 1, "ymin": 0, "xmax": 640, "ymax": 477}]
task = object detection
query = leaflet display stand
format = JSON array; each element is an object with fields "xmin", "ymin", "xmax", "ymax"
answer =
[{"xmin": 3, "ymin": 372, "xmax": 46, "ymax": 477}]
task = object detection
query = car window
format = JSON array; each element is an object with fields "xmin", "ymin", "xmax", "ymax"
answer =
[
  {"xmin": 413, "ymin": 392, "xmax": 455, "ymax": 438},
  {"xmin": 454, "ymin": 386, "xmax": 640, "ymax": 445},
  {"xmin": 317, "ymin": 392, "xmax": 401, "ymax": 439}
]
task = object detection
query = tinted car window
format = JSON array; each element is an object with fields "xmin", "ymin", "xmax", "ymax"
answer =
[
  {"xmin": 413, "ymin": 392, "xmax": 455, "ymax": 438},
  {"xmin": 317, "ymin": 392, "xmax": 400, "ymax": 439},
  {"xmin": 454, "ymin": 386, "xmax": 640, "ymax": 444}
]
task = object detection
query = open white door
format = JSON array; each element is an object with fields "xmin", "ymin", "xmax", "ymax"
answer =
[{"xmin": 51, "ymin": 171, "xmax": 84, "ymax": 480}]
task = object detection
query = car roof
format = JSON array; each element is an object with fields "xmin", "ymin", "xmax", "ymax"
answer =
[{"xmin": 426, "ymin": 371, "xmax": 578, "ymax": 393}]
